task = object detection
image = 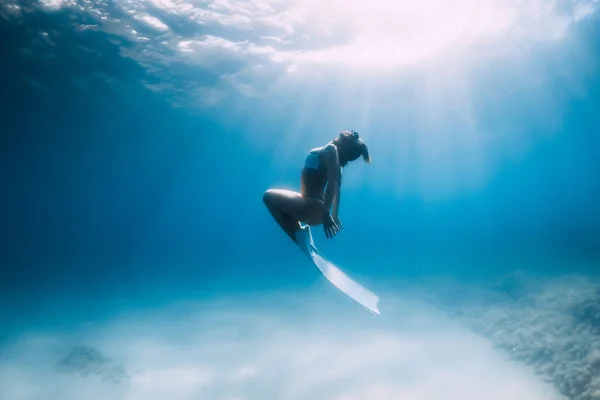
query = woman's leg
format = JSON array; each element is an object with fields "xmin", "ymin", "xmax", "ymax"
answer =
[{"xmin": 263, "ymin": 189, "xmax": 323, "ymax": 243}]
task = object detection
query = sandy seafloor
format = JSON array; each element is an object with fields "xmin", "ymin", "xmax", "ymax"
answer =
[{"xmin": 1, "ymin": 270, "xmax": 599, "ymax": 400}]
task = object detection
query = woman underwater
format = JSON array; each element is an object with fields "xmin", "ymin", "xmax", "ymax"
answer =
[{"xmin": 263, "ymin": 130, "xmax": 371, "ymax": 254}]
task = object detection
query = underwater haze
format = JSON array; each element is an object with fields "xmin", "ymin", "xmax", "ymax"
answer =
[{"xmin": 1, "ymin": 0, "xmax": 600, "ymax": 399}]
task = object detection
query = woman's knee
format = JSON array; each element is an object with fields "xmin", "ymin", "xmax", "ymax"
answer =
[{"xmin": 263, "ymin": 189, "xmax": 278, "ymax": 207}]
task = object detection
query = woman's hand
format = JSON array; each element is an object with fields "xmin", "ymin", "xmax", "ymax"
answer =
[
  {"xmin": 322, "ymin": 210, "xmax": 341, "ymax": 239},
  {"xmin": 333, "ymin": 215, "xmax": 342, "ymax": 231}
]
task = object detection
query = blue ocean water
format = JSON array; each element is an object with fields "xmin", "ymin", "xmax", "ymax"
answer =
[{"xmin": 1, "ymin": 2, "xmax": 599, "ymax": 400}]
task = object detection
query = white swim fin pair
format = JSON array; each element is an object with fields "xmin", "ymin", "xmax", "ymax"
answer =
[{"xmin": 295, "ymin": 225, "xmax": 380, "ymax": 315}]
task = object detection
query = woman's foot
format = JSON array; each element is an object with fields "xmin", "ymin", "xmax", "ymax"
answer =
[{"xmin": 295, "ymin": 224, "xmax": 314, "ymax": 256}]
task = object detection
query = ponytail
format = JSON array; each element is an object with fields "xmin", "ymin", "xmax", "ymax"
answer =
[{"xmin": 362, "ymin": 145, "xmax": 372, "ymax": 163}]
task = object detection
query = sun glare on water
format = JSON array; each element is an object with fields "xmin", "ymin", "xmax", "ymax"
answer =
[{"xmin": 278, "ymin": 0, "xmax": 541, "ymax": 69}]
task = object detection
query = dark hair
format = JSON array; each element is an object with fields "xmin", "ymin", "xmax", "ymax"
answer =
[{"xmin": 333, "ymin": 130, "xmax": 371, "ymax": 167}]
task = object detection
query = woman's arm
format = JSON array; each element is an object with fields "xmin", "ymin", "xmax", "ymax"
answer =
[
  {"xmin": 332, "ymin": 173, "xmax": 341, "ymax": 218},
  {"xmin": 322, "ymin": 145, "xmax": 341, "ymax": 215},
  {"xmin": 321, "ymin": 145, "xmax": 343, "ymax": 238}
]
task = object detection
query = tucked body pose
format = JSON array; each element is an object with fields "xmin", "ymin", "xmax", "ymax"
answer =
[
  {"xmin": 263, "ymin": 130, "xmax": 371, "ymax": 253},
  {"xmin": 263, "ymin": 130, "xmax": 380, "ymax": 315}
]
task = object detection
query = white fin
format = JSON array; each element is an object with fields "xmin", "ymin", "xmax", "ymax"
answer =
[{"xmin": 308, "ymin": 243, "xmax": 380, "ymax": 315}]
